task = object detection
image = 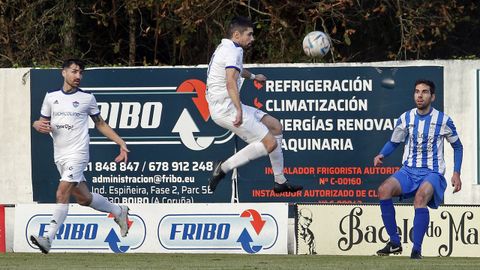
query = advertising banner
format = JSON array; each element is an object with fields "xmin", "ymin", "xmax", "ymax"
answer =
[
  {"xmin": 30, "ymin": 66, "xmax": 443, "ymax": 204},
  {"xmin": 237, "ymin": 66, "xmax": 444, "ymax": 203},
  {"xmin": 30, "ymin": 67, "xmax": 234, "ymax": 203},
  {"xmin": 14, "ymin": 203, "xmax": 287, "ymax": 254},
  {"xmin": 296, "ymin": 204, "xmax": 479, "ymax": 257}
]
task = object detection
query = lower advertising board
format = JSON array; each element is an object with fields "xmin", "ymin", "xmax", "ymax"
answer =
[
  {"xmin": 296, "ymin": 204, "xmax": 479, "ymax": 257},
  {"xmin": 15, "ymin": 203, "xmax": 287, "ymax": 254}
]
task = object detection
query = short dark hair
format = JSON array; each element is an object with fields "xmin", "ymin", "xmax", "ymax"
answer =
[
  {"xmin": 62, "ymin": 59, "xmax": 85, "ymax": 70},
  {"xmin": 414, "ymin": 79, "xmax": 435, "ymax": 94},
  {"xmin": 227, "ymin": 16, "xmax": 254, "ymax": 38}
]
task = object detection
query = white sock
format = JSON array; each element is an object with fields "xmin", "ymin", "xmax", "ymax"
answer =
[
  {"xmin": 270, "ymin": 134, "xmax": 287, "ymax": 184},
  {"xmin": 47, "ymin": 204, "xmax": 69, "ymax": 241},
  {"xmin": 89, "ymin": 193, "xmax": 121, "ymax": 217},
  {"xmin": 221, "ymin": 141, "xmax": 268, "ymax": 172}
]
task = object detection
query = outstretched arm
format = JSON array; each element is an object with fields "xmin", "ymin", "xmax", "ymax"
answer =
[
  {"xmin": 91, "ymin": 114, "xmax": 129, "ymax": 163},
  {"xmin": 241, "ymin": 69, "xmax": 267, "ymax": 84}
]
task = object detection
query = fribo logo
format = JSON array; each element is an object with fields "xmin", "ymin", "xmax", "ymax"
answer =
[
  {"xmin": 172, "ymin": 79, "xmax": 215, "ymax": 151},
  {"xmin": 94, "ymin": 102, "xmax": 163, "ymax": 129},
  {"xmin": 176, "ymin": 79, "xmax": 210, "ymax": 122},
  {"xmin": 157, "ymin": 209, "xmax": 278, "ymax": 253},
  {"xmin": 25, "ymin": 213, "xmax": 146, "ymax": 253},
  {"xmin": 84, "ymin": 79, "xmax": 233, "ymax": 151}
]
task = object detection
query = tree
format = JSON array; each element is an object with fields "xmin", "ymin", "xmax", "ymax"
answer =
[{"xmin": 0, "ymin": 0, "xmax": 478, "ymax": 67}]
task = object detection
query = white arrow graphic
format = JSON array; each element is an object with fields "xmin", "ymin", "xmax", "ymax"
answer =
[{"xmin": 172, "ymin": 109, "xmax": 215, "ymax": 151}]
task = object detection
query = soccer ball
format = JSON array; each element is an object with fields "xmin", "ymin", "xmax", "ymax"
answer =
[{"xmin": 302, "ymin": 31, "xmax": 331, "ymax": 58}]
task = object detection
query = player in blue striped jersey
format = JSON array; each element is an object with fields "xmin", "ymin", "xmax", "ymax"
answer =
[{"xmin": 374, "ymin": 79, "xmax": 463, "ymax": 259}]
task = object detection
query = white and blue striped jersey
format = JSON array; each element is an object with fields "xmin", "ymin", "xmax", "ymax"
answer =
[
  {"xmin": 390, "ymin": 108, "xmax": 459, "ymax": 175},
  {"xmin": 206, "ymin": 38, "xmax": 244, "ymax": 117}
]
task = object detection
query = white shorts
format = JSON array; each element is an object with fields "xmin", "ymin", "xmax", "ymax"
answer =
[
  {"xmin": 55, "ymin": 160, "xmax": 87, "ymax": 183},
  {"xmin": 212, "ymin": 104, "xmax": 269, "ymax": 144}
]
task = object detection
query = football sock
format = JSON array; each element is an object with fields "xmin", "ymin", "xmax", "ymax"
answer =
[
  {"xmin": 221, "ymin": 141, "xmax": 268, "ymax": 172},
  {"xmin": 89, "ymin": 193, "xmax": 122, "ymax": 217},
  {"xmin": 380, "ymin": 199, "xmax": 401, "ymax": 245},
  {"xmin": 269, "ymin": 134, "xmax": 287, "ymax": 184},
  {"xmin": 413, "ymin": 207, "xmax": 429, "ymax": 252},
  {"xmin": 47, "ymin": 203, "xmax": 69, "ymax": 241}
]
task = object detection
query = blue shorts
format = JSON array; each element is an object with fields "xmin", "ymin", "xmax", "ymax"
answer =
[{"xmin": 392, "ymin": 166, "xmax": 447, "ymax": 209}]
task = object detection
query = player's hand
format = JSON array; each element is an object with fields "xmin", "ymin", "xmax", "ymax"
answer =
[
  {"xmin": 254, "ymin": 74, "xmax": 267, "ymax": 83},
  {"xmin": 254, "ymin": 74, "xmax": 267, "ymax": 88},
  {"xmin": 114, "ymin": 145, "xmax": 130, "ymax": 163},
  {"xmin": 33, "ymin": 120, "xmax": 52, "ymax": 134},
  {"xmin": 233, "ymin": 109, "xmax": 243, "ymax": 127},
  {"xmin": 373, "ymin": 154, "xmax": 384, "ymax": 167},
  {"xmin": 451, "ymin": 172, "xmax": 462, "ymax": 193}
]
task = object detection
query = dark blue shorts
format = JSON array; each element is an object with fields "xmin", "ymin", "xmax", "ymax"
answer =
[{"xmin": 392, "ymin": 166, "xmax": 447, "ymax": 209}]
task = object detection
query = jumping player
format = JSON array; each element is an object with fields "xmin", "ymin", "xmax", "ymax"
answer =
[{"xmin": 206, "ymin": 16, "xmax": 302, "ymax": 194}]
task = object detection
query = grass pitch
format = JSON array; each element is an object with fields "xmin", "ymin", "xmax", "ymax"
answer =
[{"xmin": 1, "ymin": 253, "xmax": 480, "ymax": 270}]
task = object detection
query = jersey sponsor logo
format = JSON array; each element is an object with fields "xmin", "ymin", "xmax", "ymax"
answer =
[
  {"xmin": 84, "ymin": 79, "xmax": 233, "ymax": 151},
  {"xmin": 158, "ymin": 209, "xmax": 278, "ymax": 253},
  {"xmin": 53, "ymin": 112, "xmax": 82, "ymax": 117},
  {"xmin": 55, "ymin": 124, "xmax": 74, "ymax": 131},
  {"xmin": 25, "ymin": 213, "xmax": 145, "ymax": 253}
]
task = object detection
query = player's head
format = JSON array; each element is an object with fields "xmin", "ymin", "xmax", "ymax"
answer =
[
  {"xmin": 299, "ymin": 208, "xmax": 313, "ymax": 228},
  {"xmin": 414, "ymin": 79, "xmax": 435, "ymax": 95},
  {"xmin": 414, "ymin": 79, "xmax": 436, "ymax": 111},
  {"xmin": 61, "ymin": 59, "xmax": 85, "ymax": 89},
  {"xmin": 227, "ymin": 16, "xmax": 254, "ymax": 49},
  {"xmin": 62, "ymin": 59, "xmax": 85, "ymax": 71}
]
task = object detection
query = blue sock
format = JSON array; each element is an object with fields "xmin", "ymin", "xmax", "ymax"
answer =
[
  {"xmin": 380, "ymin": 199, "xmax": 400, "ymax": 245},
  {"xmin": 413, "ymin": 208, "xmax": 429, "ymax": 252}
]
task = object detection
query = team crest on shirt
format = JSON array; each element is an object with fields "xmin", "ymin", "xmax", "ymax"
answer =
[{"xmin": 73, "ymin": 101, "xmax": 79, "ymax": 108}]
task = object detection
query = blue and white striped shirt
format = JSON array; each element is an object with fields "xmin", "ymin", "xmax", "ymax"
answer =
[{"xmin": 390, "ymin": 108, "xmax": 459, "ymax": 175}]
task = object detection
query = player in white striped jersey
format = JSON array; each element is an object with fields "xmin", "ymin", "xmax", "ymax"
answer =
[
  {"xmin": 374, "ymin": 79, "xmax": 463, "ymax": 259},
  {"xmin": 206, "ymin": 16, "xmax": 302, "ymax": 194},
  {"xmin": 30, "ymin": 59, "xmax": 130, "ymax": 254}
]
